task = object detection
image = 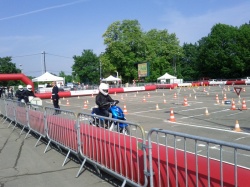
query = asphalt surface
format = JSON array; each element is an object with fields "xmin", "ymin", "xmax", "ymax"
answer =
[{"xmin": 1, "ymin": 85, "xmax": 250, "ymax": 186}]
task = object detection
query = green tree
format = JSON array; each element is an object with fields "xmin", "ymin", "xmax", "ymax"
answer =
[
  {"xmin": 181, "ymin": 43, "xmax": 199, "ymax": 80},
  {"xmin": 72, "ymin": 50, "xmax": 99, "ymax": 84},
  {"xmin": 197, "ymin": 23, "xmax": 244, "ymax": 79},
  {"xmin": 102, "ymin": 20, "xmax": 181, "ymax": 83},
  {"xmin": 0, "ymin": 57, "xmax": 22, "ymax": 86},
  {"xmin": 102, "ymin": 20, "xmax": 144, "ymax": 83},
  {"xmin": 58, "ymin": 71, "xmax": 73, "ymax": 84},
  {"xmin": 144, "ymin": 29, "xmax": 181, "ymax": 81}
]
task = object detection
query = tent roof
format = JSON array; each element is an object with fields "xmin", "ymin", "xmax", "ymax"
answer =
[
  {"xmin": 157, "ymin": 73, "xmax": 176, "ymax": 80},
  {"xmin": 102, "ymin": 75, "xmax": 121, "ymax": 82},
  {"xmin": 32, "ymin": 72, "xmax": 64, "ymax": 82}
]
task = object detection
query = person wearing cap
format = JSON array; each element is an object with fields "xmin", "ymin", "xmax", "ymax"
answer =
[
  {"xmin": 24, "ymin": 84, "xmax": 35, "ymax": 104},
  {"xmin": 51, "ymin": 81, "xmax": 60, "ymax": 114},
  {"xmin": 15, "ymin": 85, "xmax": 25, "ymax": 102},
  {"xmin": 95, "ymin": 83, "xmax": 118, "ymax": 118}
]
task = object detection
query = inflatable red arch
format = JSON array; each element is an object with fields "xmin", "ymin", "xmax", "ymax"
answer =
[{"xmin": 0, "ymin": 73, "xmax": 34, "ymax": 91}]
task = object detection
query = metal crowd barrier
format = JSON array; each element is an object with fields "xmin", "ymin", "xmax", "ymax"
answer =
[
  {"xmin": 147, "ymin": 128, "xmax": 250, "ymax": 187},
  {"xmin": 44, "ymin": 106, "xmax": 78, "ymax": 166},
  {"xmin": 1, "ymin": 98, "xmax": 250, "ymax": 187},
  {"xmin": 76, "ymin": 112, "xmax": 148, "ymax": 187},
  {"xmin": 26, "ymin": 104, "xmax": 46, "ymax": 146}
]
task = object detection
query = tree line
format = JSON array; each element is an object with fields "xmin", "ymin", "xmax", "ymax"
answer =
[{"xmin": 1, "ymin": 20, "xmax": 250, "ymax": 86}]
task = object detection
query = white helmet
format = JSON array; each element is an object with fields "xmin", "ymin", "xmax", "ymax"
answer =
[
  {"xmin": 27, "ymin": 84, "xmax": 32, "ymax": 91},
  {"xmin": 18, "ymin": 85, "xmax": 23, "ymax": 91},
  {"xmin": 99, "ymin": 83, "xmax": 109, "ymax": 96}
]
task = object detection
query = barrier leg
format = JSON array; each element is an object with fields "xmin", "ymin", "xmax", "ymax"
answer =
[
  {"xmin": 12, "ymin": 122, "xmax": 17, "ymax": 130},
  {"xmin": 7, "ymin": 120, "xmax": 13, "ymax": 128},
  {"xmin": 35, "ymin": 135, "xmax": 42, "ymax": 147},
  {"xmin": 44, "ymin": 140, "xmax": 51, "ymax": 153},
  {"xmin": 20, "ymin": 125, "xmax": 26, "ymax": 135},
  {"xmin": 62, "ymin": 150, "xmax": 71, "ymax": 166},
  {"xmin": 1, "ymin": 116, "xmax": 7, "ymax": 124},
  {"xmin": 76, "ymin": 157, "xmax": 87, "ymax": 178},
  {"xmin": 24, "ymin": 129, "xmax": 31, "ymax": 139}
]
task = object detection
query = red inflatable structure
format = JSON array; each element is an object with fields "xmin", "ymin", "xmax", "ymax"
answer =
[{"xmin": 0, "ymin": 73, "xmax": 34, "ymax": 91}]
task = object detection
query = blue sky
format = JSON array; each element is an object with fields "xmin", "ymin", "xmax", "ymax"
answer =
[{"xmin": 0, "ymin": 0, "xmax": 249, "ymax": 77}]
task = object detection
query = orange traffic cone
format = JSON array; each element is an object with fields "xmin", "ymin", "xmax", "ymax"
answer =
[
  {"xmin": 169, "ymin": 109, "xmax": 176, "ymax": 122},
  {"xmin": 83, "ymin": 101, "xmax": 88, "ymax": 109},
  {"xmin": 242, "ymin": 98, "xmax": 247, "ymax": 110},
  {"xmin": 148, "ymin": 93, "xmax": 150, "ymax": 97},
  {"xmin": 91, "ymin": 94, "xmax": 94, "ymax": 98},
  {"xmin": 163, "ymin": 99, "xmax": 166, "ymax": 104},
  {"xmin": 223, "ymin": 94, "xmax": 227, "ymax": 101},
  {"xmin": 115, "ymin": 92, "xmax": 117, "ymax": 95},
  {"xmin": 233, "ymin": 120, "xmax": 242, "ymax": 132},
  {"xmin": 156, "ymin": 104, "xmax": 159, "ymax": 110},
  {"xmin": 203, "ymin": 87, "xmax": 206, "ymax": 92},
  {"xmin": 66, "ymin": 100, "xmax": 69, "ymax": 105},
  {"xmin": 205, "ymin": 108, "xmax": 209, "ymax": 115},
  {"xmin": 215, "ymin": 94, "xmax": 219, "ymax": 103},
  {"xmin": 183, "ymin": 97, "xmax": 188, "ymax": 106},
  {"xmin": 243, "ymin": 88, "xmax": 246, "ymax": 92},
  {"xmin": 121, "ymin": 95, "xmax": 124, "ymax": 100},
  {"xmin": 142, "ymin": 96, "xmax": 146, "ymax": 102},
  {"xmin": 173, "ymin": 93, "xmax": 177, "ymax": 99},
  {"xmin": 78, "ymin": 96, "xmax": 80, "ymax": 99},
  {"xmin": 123, "ymin": 104, "xmax": 128, "ymax": 114},
  {"xmin": 231, "ymin": 99, "xmax": 236, "ymax": 110}
]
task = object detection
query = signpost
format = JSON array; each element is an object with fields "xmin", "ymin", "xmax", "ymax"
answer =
[{"xmin": 234, "ymin": 87, "xmax": 242, "ymax": 110}]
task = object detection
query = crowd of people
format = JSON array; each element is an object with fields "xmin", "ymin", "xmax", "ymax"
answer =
[{"xmin": 0, "ymin": 84, "xmax": 35, "ymax": 104}]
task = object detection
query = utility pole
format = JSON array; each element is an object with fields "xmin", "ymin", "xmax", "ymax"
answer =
[{"xmin": 42, "ymin": 51, "xmax": 47, "ymax": 73}]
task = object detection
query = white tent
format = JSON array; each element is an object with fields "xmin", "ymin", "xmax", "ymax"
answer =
[
  {"xmin": 157, "ymin": 73, "xmax": 176, "ymax": 80},
  {"xmin": 32, "ymin": 72, "xmax": 64, "ymax": 82},
  {"xmin": 102, "ymin": 75, "xmax": 121, "ymax": 82}
]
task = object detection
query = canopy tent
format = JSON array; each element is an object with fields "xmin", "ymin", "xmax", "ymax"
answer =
[
  {"xmin": 157, "ymin": 73, "xmax": 177, "ymax": 80},
  {"xmin": 32, "ymin": 72, "xmax": 64, "ymax": 82},
  {"xmin": 102, "ymin": 75, "xmax": 121, "ymax": 82}
]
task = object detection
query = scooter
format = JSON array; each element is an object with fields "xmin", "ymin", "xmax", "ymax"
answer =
[{"xmin": 90, "ymin": 101, "xmax": 130, "ymax": 135}]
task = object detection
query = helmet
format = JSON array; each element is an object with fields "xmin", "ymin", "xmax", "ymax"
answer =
[
  {"xmin": 27, "ymin": 84, "xmax": 32, "ymax": 91},
  {"xmin": 99, "ymin": 83, "xmax": 109, "ymax": 96},
  {"xmin": 18, "ymin": 85, "xmax": 23, "ymax": 91}
]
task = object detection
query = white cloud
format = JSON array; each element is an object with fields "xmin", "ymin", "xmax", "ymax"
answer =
[{"xmin": 161, "ymin": 2, "xmax": 250, "ymax": 44}]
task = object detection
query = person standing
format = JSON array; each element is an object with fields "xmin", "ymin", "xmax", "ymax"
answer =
[{"xmin": 51, "ymin": 81, "xmax": 60, "ymax": 114}]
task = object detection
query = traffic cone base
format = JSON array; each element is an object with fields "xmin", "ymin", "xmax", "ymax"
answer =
[
  {"xmin": 233, "ymin": 120, "xmax": 242, "ymax": 132},
  {"xmin": 123, "ymin": 104, "xmax": 128, "ymax": 114},
  {"xmin": 183, "ymin": 97, "xmax": 188, "ymax": 106},
  {"xmin": 242, "ymin": 99, "xmax": 247, "ymax": 110},
  {"xmin": 205, "ymin": 108, "xmax": 209, "ymax": 115},
  {"xmin": 169, "ymin": 109, "xmax": 176, "ymax": 122},
  {"xmin": 83, "ymin": 101, "xmax": 88, "ymax": 109},
  {"xmin": 231, "ymin": 99, "xmax": 236, "ymax": 110},
  {"xmin": 156, "ymin": 104, "xmax": 159, "ymax": 110}
]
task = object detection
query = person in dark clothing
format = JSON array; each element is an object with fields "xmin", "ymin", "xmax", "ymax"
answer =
[
  {"xmin": 95, "ymin": 83, "xmax": 118, "ymax": 118},
  {"xmin": 15, "ymin": 85, "xmax": 25, "ymax": 102},
  {"xmin": 51, "ymin": 81, "xmax": 60, "ymax": 114},
  {"xmin": 24, "ymin": 85, "xmax": 35, "ymax": 104}
]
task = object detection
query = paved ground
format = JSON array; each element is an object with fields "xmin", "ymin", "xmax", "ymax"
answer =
[
  {"xmin": 44, "ymin": 85, "xmax": 250, "ymax": 144},
  {"xmin": 0, "ymin": 118, "xmax": 126, "ymax": 187},
  {"xmin": 1, "ymin": 85, "xmax": 250, "ymax": 186}
]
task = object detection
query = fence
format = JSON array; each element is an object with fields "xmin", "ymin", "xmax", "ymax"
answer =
[
  {"xmin": 1, "ymin": 98, "xmax": 250, "ymax": 187},
  {"xmin": 147, "ymin": 128, "xmax": 250, "ymax": 187}
]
